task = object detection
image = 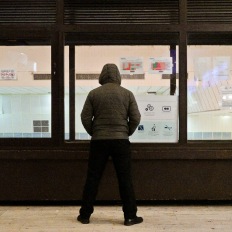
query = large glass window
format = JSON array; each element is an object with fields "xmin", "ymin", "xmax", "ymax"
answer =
[
  {"xmin": 187, "ymin": 45, "xmax": 232, "ymax": 140},
  {"xmin": 65, "ymin": 45, "xmax": 179, "ymax": 143},
  {"xmin": 0, "ymin": 46, "xmax": 51, "ymax": 138}
]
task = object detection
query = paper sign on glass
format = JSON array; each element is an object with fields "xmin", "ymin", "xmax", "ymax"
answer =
[
  {"xmin": 0, "ymin": 69, "xmax": 17, "ymax": 80},
  {"xmin": 120, "ymin": 57, "xmax": 143, "ymax": 74},
  {"xmin": 148, "ymin": 57, "xmax": 172, "ymax": 74},
  {"xmin": 130, "ymin": 95, "xmax": 178, "ymax": 143},
  {"xmin": 213, "ymin": 56, "xmax": 230, "ymax": 80}
]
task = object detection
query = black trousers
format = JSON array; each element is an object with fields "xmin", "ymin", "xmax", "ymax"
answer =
[{"xmin": 79, "ymin": 139, "xmax": 137, "ymax": 220}]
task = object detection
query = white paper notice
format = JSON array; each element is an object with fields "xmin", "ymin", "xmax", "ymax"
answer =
[
  {"xmin": 0, "ymin": 69, "xmax": 17, "ymax": 80},
  {"xmin": 130, "ymin": 95, "xmax": 178, "ymax": 143},
  {"xmin": 120, "ymin": 57, "xmax": 144, "ymax": 74},
  {"xmin": 213, "ymin": 56, "xmax": 230, "ymax": 80},
  {"xmin": 148, "ymin": 57, "xmax": 172, "ymax": 74}
]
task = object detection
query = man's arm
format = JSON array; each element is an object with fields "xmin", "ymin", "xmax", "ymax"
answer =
[
  {"xmin": 128, "ymin": 92, "xmax": 141, "ymax": 136},
  {"xmin": 81, "ymin": 93, "xmax": 94, "ymax": 136}
]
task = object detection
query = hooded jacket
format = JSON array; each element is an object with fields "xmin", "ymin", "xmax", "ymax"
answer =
[{"xmin": 81, "ymin": 63, "xmax": 141, "ymax": 140}]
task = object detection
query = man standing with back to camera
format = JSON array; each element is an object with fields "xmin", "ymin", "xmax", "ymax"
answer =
[{"xmin": 77, "ymin": 63, "xmax": 143, "ymax": 226}]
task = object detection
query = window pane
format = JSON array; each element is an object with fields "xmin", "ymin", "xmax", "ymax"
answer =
[
  {"xmin": 70, "ymin": 45, "xmax": 179, "ymax": 143},
  {"xmin": 187, "ymin": 45, "xmax": 232, "ymax": 140},
  {"xmin": 0, "ymin": 46, "xmax": 51, "ymax": 138}
]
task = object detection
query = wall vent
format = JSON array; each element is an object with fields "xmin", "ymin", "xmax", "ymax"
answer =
[{"xmin": 33, "ymin": 120, "xmax": 49, "ymax": 133}]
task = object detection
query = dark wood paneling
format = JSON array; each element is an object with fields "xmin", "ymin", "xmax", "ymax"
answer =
[
  {"xmin": 188, "ymin": 33, "xmax": 232, "ymax": 45},
  {"xmin": 1, "ymin": 150, "xmax": 232, "ymax": 201},
  {"xmin": 65, "ymin": 32, "xmax": 179, "ymax": 46}
]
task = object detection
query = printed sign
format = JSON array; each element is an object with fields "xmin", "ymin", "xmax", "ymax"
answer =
[
  {"xmin": 0, "ymin": 69, "xmax": 17, "ymax": 80},
  {"xmin": 213, "ymin": 56, "xmax": 230, "ymax": 80},
  {"xmin": 148, "ymin": 57, "xmax": 172, "ymax": 74},
  {"xmin": 130, "ymin": 95, "xmax": 178, "ymax": 143},
  {"xmin": 120, "ymin": 57, "xmax": 144, "ymax": 74}
]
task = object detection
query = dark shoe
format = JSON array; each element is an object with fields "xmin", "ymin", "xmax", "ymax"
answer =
[
  {"xmin": 124, "ymin": 216, "xmax": 143, "ymax": 226},
  {"xmin": 77, "ymin": 215, "xmax": 90, "ymax": 224}
]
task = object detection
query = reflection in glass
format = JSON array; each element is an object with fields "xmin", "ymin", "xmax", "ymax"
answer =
[{"xmin": 188, "ymin": 46, "xmax": 232, "ymax": 140}]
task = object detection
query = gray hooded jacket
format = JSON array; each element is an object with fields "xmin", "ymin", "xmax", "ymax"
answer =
[{"xmin": 81, "ymin": 63, "xmax": 141, "ymax": 140}]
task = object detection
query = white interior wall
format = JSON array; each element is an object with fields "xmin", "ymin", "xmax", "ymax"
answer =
[
  {"xmin": 188, "ymin": 114, "xmax": 232, "ymax": 132},
  {"xmin": 0, "ymin": 94, "xmax": 51, "ymax": 135}
]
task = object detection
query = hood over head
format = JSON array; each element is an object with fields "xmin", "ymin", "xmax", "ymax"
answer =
[{"xmin": 99, "ymin": 63, "xmax": 121, "ymax": 85}]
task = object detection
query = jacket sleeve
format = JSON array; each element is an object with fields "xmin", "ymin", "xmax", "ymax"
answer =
[
  {"xmin": 128, "ymin": 92, "xmax": 141, "ymax": 136},
  {"xmin": 81, "ymin": 93, "xmax": 94, "ymax": 136}
]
